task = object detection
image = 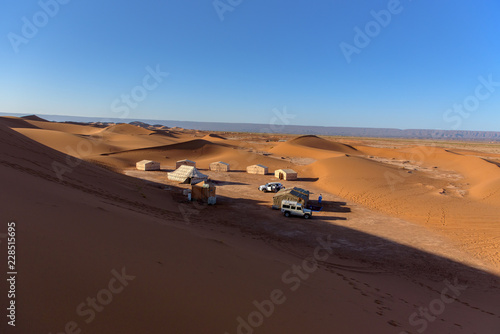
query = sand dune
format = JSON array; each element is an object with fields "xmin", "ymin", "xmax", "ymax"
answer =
[
  {"xmin": 0, "ymin": 116, "xmax": 40, "ymax": 129},
  {"xmin": 202, "ymin": 133, "xmax": 227, "ymax": 140},
  {"xmin": 1, "ymin": 116, "xmax": 500, "ymax": 333},
  {"xmin": 101, "ymin": 138, "xmax": 292, "ymax": 171},
  {"xmin": 21, "ymin": 114, "xmax": 48, "ymax": 122},
  {"xmin": 302, "ymin": 144, "xmax": 500, "ymax": 268},
  {"xmin": 4, "ymin": 117, "xmax": 179, "ymax": 162},
  {"xmin": 13, "ymin": 128, "xmax": 122, "ymax": 157},
  {"xmin": 288, "ymin": 135, "xmax": 359, "ymax": 153},
  {"xmin": 24, "ymin": 119, "xmax": 104, "ymax": 135},
  {"xmin": 270, "ymin": 135, "xmax": 359, "ymax": 159},
  {"xmin": 100, "ymin": 123, "xmax": 155, "ymax": 135},
  {"xmin": 359, "ymin": 145, "xmax": 500, "ymax": 204}
]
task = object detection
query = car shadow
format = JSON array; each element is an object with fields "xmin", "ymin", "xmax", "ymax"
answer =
[{"xmin": 322, "ymin": 200, "xmax": 351, "ymax": 213}]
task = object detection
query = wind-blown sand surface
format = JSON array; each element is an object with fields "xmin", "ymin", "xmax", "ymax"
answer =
[{"xmin": 1, "ymin": 116, "xmax": 499, "ymax": 333}]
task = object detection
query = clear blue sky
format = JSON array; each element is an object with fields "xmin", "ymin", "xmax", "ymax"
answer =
[{"xmin": 1, "ymin": 0, "xmax": 499, "ymax": 131}]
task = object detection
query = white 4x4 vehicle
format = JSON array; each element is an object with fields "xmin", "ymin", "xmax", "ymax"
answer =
[
  {"xmin": 281, "ymin": 200, "xmax": 312, "ymax": 219},
  {"xmin": 258, "ymin": 182, "xmax": 284, "ymax": 193}
]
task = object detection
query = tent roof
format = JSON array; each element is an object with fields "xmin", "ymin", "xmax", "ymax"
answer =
[
  {"xmin": 168, "ymin": 165, "xmax": 208, "ymax": 184},
  {"xmin": 137, "ymin": 159, "xmax": 157, "ymax": 164},
  {"xmin": 211, "ymin": 161, "xmax": 229, "ymax": 165},
  {"xmin": 249, "ymin": 164, "xmax": 268, "ymax": 168},
  {"xmin": 276, "ymin": 169, "xmax": 297, "ymax": 173},
  {"xmin": 177, "ymin": 159, "xmax": 195, "ymax": 163},
  {"xmin": 274, "ymin": 187, "xmax": 309, "ymax": 201}
]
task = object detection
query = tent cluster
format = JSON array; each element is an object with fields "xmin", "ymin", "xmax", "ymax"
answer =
[
  {"xmin": 136, "ymin": 159, "xmax": 297, "ymax": 180},
  {"xmin": 135, "ymin": 158, "xmax": 303, "ymax": 208}
]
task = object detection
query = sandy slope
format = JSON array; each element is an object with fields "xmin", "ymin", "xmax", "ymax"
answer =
[
  {"xmin": 9, "ymin": 120, "xmax": 178, "ymax": 162},
  {"xmin": 289, "ymin": 141, "xmax": 500, "ymax": 268},
  {"xmin": 270, "ymin": 135, "xmax": 358, "ymax": 160},
  {"xmin": 23, "ymin": 118, "xmax": 105, "ymax": 135},
  {"xmin": 1, "ymin": 117, "xmax": 500, "ymax": 333}
]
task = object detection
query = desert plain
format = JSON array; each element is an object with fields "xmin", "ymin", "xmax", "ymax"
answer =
[{"xmin": 1, "ymin": 115, "xmax": 500, "ymax": 333}]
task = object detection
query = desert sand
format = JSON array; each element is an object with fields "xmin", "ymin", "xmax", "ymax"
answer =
[{"xmin": 1, "ymin": 115, "xmax": 499, "ymax": 333}]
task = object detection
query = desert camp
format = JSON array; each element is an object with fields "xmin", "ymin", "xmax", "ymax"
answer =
[{"xmin": 3, "ymin": 114, "xmax": 500, "ymax": 334}]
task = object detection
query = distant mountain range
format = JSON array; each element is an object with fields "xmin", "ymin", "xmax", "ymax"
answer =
[{"xmin": 2, "ymin": 113, "xmax": 499, "ymax": 141}]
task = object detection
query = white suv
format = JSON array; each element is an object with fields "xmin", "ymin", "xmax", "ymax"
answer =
[
  {"xmin": 258, "ymin": 182, "xmax": 284, "ymax": 193},
  {"xmin": 281, "ymin": 200, "xmax": 312, "ymax": 219}
]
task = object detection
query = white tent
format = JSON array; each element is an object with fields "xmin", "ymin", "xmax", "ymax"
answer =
[
  {"xmin": 136, "ymin": 160, "xmax": 160, "ymax": 171},
  {"xmin": 247, "ymin": 164, "xmax": 268, "ymax": 175},
  {"xmin": 176, "ymin": 159, "xmax": 196, "ymax": 168},
  {"xmin": 210, "ymin": 161, "xmax": 230, "ymax": 172},
  {"xmin": 168, "ymin": 165, "xmax": 208, "ymax": 184}
]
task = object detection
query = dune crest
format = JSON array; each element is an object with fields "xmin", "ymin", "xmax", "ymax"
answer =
[
  {"xmin": 202, "ymin": 133, "xmax": 227, "ymax": 140},
  {"xmin": 101, "ymin": 123, "xmax": 154, "ymax": 135},
  {"xmin": 21, "ymin": 114, "xmax": 49, "ymax": 122},
  {"xmin": 0, "ymin": 116, "xmax": 40, "ymax": 129},
  {"xmin": 288, "ymin": 135, "xmax": 358, "ymax": 153},
  {"xmin": 269, "ymin": 135, "xmax": 358, "ymax": 159}
]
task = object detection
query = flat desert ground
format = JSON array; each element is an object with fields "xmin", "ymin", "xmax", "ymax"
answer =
[{"xmin": 1, "ymin": 115, "xmax": 500, "ymax": 333}]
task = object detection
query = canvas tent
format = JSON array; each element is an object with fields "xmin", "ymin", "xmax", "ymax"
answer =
[
  {"xmin": 272, "ymin": 187, "xmax": 309, "ymax": 209},
  {"xmin": 176, "ymin": 159, "xmax": 196, "ymax": 169},
  {"xmin": 136, "ymin": 160, "xmax": 161, "ymax": 171},
  {"xmin": 210, "ymin": 161, "xmax": 230, "ymax": 172},
  {"xmin": 168, "ymin": 165, "xmax": 208, "ymax": 184},
  {"xmin": 275, "ymin": 169, "xmax": 297, "ymax": 180},
  {"xmin": 191, "ymin": 181, "xmax": 216, "ymax": 205},
  {"xmin": 246, "ymin": 164, "xmax": 268, "ymax": 175}
]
